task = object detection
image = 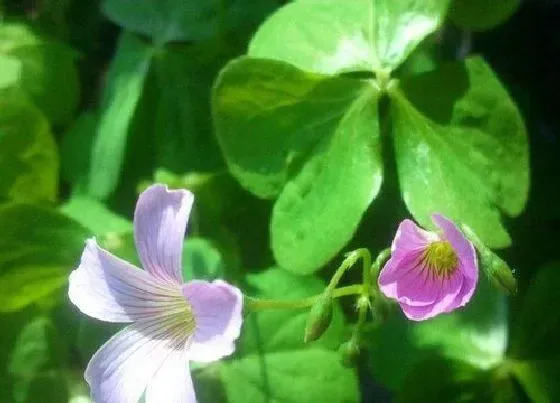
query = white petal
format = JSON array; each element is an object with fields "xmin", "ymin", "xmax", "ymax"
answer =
[
  {"xmin": 144, "ymin": 352, "xmax": 196, "ymax": 403},
  {"xmin": 85, "ymin": 318, "xmax": 189, "ymax": 403},
  {"xmin": 134, "ymin": 184, "xmax": 194, "ymax": 284},
  {"xmin": 183, "ymin": 280, "xmax": 243, "ymax": 363},
  {"xmin": 69, "ymin": 238, "xmax": 186, "ymax": 323}
]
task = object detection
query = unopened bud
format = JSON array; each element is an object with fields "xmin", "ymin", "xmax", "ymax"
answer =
[
  {"xmin": 304, "ymin": 292, "xmax": 333, "ymax": 343},
  {"xmin": 339, "ymin": 338, "xmax": 360, "ymax": 367},
  {"xmin": 485, "ymin": 253, "xmax": 517, "ymax": 295},
  {"xmin": 460, "ymin": 224, "xmax": 517, "ymax": 295}
]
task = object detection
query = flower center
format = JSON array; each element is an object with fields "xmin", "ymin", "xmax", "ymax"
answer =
[{"xmin": 421, "ymin": 241, "xmax": 458, "ymax": 277}]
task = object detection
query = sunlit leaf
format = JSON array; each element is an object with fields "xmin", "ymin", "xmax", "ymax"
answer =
[
  {"xmin": 0, "ymin": 94, "xmax": 58, "ymax": 203},
  {"xmin": 391, "ymin": 56, "xmax": 529, "ymax": 248},
  {"xmin": 249, "ymin": 0, "xmax": 450, "ymax": 74},
  {"xmin": 0, "ymin": 23, "xmax": 79, "ymax": 124},
  {"xmin": 213, "ymin": 57, "xmax": 382, "ymax": 274},
  {"xmin": 87, "ymin": 32, "xmax": 154, "ymax": 200}
]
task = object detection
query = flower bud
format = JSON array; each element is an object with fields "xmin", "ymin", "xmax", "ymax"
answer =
[
  {"xmin": 461, "ymin": 224, "xmax": 517, "ymax": 295},
  {"xmin": 339, "ymin": 338, "xmax": 360, "ymax": 367},
  {"xmin": 304, "ymin": 292, "xmax": 333, "ymax": 343},
  {"xmin": 484, "ymin": 253, "xmax": 517, "ymax": 295}
]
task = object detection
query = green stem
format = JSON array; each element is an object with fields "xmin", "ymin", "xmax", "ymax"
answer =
[{"xmin": 245, "ymin": 284, "xmax": 363, "ymax": 312}]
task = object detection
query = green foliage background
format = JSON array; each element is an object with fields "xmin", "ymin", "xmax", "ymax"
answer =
[{"xmin": 0, "ymin": 0, "xmax": 558, "ymax": 402}]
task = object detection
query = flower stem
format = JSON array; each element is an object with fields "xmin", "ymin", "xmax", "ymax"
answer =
[{"xmin": 245, "ymin": 284, "xmax": 363, "ymax": 311}]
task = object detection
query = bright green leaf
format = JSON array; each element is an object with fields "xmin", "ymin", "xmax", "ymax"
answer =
[
  {"xmin": 0, "ymin": 23, "xmax": 79, "ymax": 124},
  {"xmin": 0, "ymin": 94, "xmax": 58, "ymax": 203},
  {"xmin": 0, "ymin": 54, "xmax": 20, "ymax": 88},
  {"xmin": 249, "ymin": 0, "xmax": 450, "ymax": 74},
  {"xmin": 60, "ymin": 194, "xmax": 132, "ymax": 236},
  {"xmin": 102, "ymin": 0, "xmax": 279, "ymax": 45},
  {"xmin": 219, "ymin": 268, "xmax": 358, "ymax": 403},
  {"xmin": 391, "ymin": 56, "xmax": 528, "ymax": 248},
  {"xmin": 368, "ymin": 278, "xmax": 507, "ymax": 391},
  {"xmin": 449, "ymin": 0, "xmax": 520, "ymax": 31},
  {"xmin": 213, "ymin": 57, "xmax": 382, "ymax": 274},
  {"xmin": 0, "ymin": 266, "xmax": 68, "ymax": 312},
  {"xmin": 88, "ymin": 32, "xmax": 154, "ymax": 200}
]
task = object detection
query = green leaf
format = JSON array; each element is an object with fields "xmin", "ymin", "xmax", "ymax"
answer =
[
  {"xmin": 102, "ymin": 0, "xmax": 279, "ymax": 45},
  {"xmin": 60, "ymin": 194, "xmax": 132, "ymax": 236},
  {"xmin": 249, "ymin": 0, "xmax": 450, "ymax": 74},
  {"xmin": 511, "ymin": 359, "xmax": 560, "ymax": 403},
  {"xmin": 0, "ymin": 23, "xmax": 79, "ymax": 124},
  {"xmin": 153, "ymin": 43, "xmax": 227, "ymax": 174},
  {"xmin": 509, "ymin": 262, "xmax": 560, "ymax": 359},
  {"xmin": 213, "ymin": 57, "xmax": 382, "ymax": 274},
  {"xmin": 368, "ymin": 277, "xmax": 507, "ymax": 390},
  {"xmin": 219, "ymin": 268, "xmax": 359, "ymax": 403},
  {"xmin": 88, "ymin": 32, "xmax": 154, "ymax": 200},
  {"xmin": 391, "ymin": 56, "xmax": 528, "ymax": 248},
  {"xmin": 449, "ymin": 0, "xmax": 520, "ymax": 31},
  {"xmin": 60, "ymin": 111, "xmax": 97, "ymax": 189},
  {"xmin": 8, "ymin": 316, "xmax": 69, "ymax": 403},
  {"xmin": 0, "ymin": 54, "xmax": 20, "ymax": 88},
  {"xmin": 0, "ymin": 93, "xmax": 58, "ymax": 203},
  {"xmin": 0, "ymin": 203, "xmax": 88, "ymax": 310}
]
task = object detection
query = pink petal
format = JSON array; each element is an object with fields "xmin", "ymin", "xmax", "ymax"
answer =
[
  {"xmin": 391, "ymin": 219, "xmax": 436, "ymax": 260},
  {"xmin": 379, "ymin": 252, "xmax": 439, "ymax": 307},
  {"xmin": 432, "ymin": 213, "xmax": 478, "ymax": 306},
  {"xmin": 69, "ymin": 239, "xmax": 187, "ymax": 323},
  {"xmin": 134, "ymin": 184, "xmax": 194, "ymax": 284},
  {"xmin": 144, "ymin": 351, "xmax": 196, "ymax": 403},
  {"xmin": 183, "ymin": 280, "xmax": 243, "ymax": 363},
  {"xmin": 85, "ymin": 318, "xmax": 189, "ymax": 403},
  {"xmin": 400, "ymin": 271, "xmax": 464, "ymax": 321}
]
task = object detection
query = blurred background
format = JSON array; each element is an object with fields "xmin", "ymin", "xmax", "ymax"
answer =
[{"xmin": 0, "ymin": 0, "xmax": 559, "ymax": 402}]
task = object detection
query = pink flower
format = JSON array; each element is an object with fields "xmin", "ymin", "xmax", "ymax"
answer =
[
  {"xmin": 68, "ymin": 184, "xmax": 243, "ymax": 402},
  {"xmin": 378, "ymin": 214, "xmax": 478, "ymax": 321}
]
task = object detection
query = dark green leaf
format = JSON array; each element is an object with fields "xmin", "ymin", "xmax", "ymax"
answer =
[
  {"xmin": 509, "ymin": 262, "xmax": 560, "ymax": 359},
  {"xmin": 449, "ymin": 0, "xmax": 520, "ymax": 31},
  {"xmin": 88, "ymin": 32, "xmax": 154, "ymax": 200},
  {"xmin": 182, "ymin": 238, "xmax": 224, "ymax": 281},
  {"xmin": 511, "ymin": 359, "xmax": 560, "ymax": 403},
  {"xmin": 60, "ymin": 111, "xmax": 97, "ymax": 189},
  {"xmin": 397, "ymin": 357, "xmax": 518, "ymax": 403},
  {"xmin": 102, "ymin": 0, "xmax": 279, "ymax": 45},
  {"xmin": 249, "ymin": 0, "xmax": 450, "ymax": 74},
  {"xmin": 0, "ymin": 23, "xmax": 79, "ymax": 124},
  {"xmin": 0, "ymin": 93, "xmax": 58, "ymax": 203},
  {"xmin": 391, "ymin": 56, "xmax": 528, "ymax": 248},
  {"xmin": 213, "ymin": 57, "xmax": 382, "ymax": 274}
]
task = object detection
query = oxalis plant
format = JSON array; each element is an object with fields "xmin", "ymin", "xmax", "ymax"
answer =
[{"xmin": 65, "ymin": 0, "xmax": 533, "ymax": 402}]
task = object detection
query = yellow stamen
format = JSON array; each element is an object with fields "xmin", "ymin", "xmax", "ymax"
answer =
[{"xmin": 421, "ymin": 241, "xmax": 458, "ymax": 277}]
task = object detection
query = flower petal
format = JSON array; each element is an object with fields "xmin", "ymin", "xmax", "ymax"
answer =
[
  {"xmin": 379, "ymin": 252, "xmax": 439, "ymax": 307},
  {"xmin": 144, "ymin": 351, "xmax": 196, "ymax": 403},
  {"xmin": 183, "ymin": 280, "xmax": 243, "ymax": 363},
  {"xmin": 391, "ymin": 219, "xmax": 436, "ymax": 260},
  {"xmin": 69, "ymin": 239, "xmax": 188, "ymax": 323},
  {"xmin": 400, "ymin": 271, "xmax": 464, "ymax": 321},
  {"xmin": 432, "ymin": 213, "xmax": 478, "ymax": 282},
  {"xmin": 85, "ymin": 318, "xmax": 189, "ymax": 403},
  {"xmin": 134, "ymin": 184, "xmax": 194, "ymax": 284}
]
